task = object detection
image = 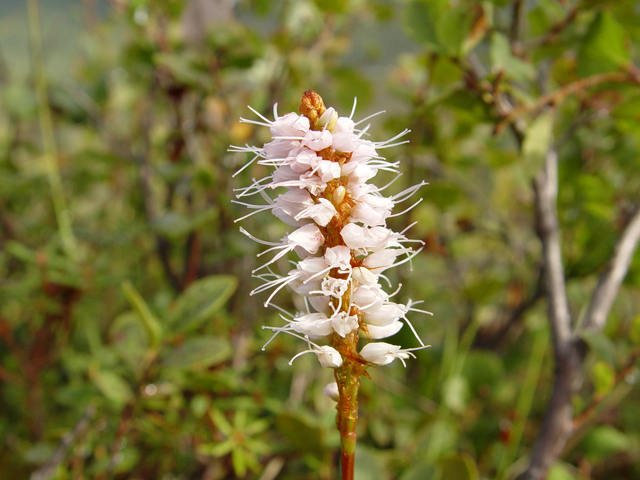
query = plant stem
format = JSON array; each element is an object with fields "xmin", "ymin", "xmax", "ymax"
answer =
[
  {"xmin": 334, "ymin": 332, "xmax": 364, "ymax": 480},
  {"xmin": 27, "ymin": 0, "xmax": 78, "ymax": 261}
]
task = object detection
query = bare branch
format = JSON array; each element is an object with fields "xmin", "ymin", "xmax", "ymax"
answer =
[
  {"xmin": 515, "ymin": 147, "xmax": 580, "ymax": 480},
  {"xmin": 534, "ymin": 147, "xmax": 573, "ymax": 355},
  {"xmin": 515, "ymin": 352, "xmax": 581, "ymax": 480},
  {"xmin": 581, "ymin": 206, "xmax": 640, "ymax": 333},
  {"xmin": 30, "ymin": 404, "xmax": 96, "ymax": 480},
  {"xmin": 496, "ymin": 71, "xmax": 639, "ymax": 135}
]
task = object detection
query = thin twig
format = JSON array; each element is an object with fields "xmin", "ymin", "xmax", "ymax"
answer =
[
  {"xmin": 571, "ymin": 349, "xmax": 640, "ymax": 435},
  {"xmin": 496, "ymin": 72, "xmax": 638, "ymax": 135},
  {"xmin": 30, "ymin": 404, "xmax": 97, "ymax": 480},
  {"xmin": 509, "ymin": 0, "xmax": 524, "ymax": 49},
  {"xmin": 526, "ymin": 3, "xmax": 580, "ymax": 49},
  {"xmin": 534, "ymin": 147, "xmax": 573, "ymax": 354},
  {"xmin": 581, "ymin": 205, "xmax": 640, "ymax": 333}
]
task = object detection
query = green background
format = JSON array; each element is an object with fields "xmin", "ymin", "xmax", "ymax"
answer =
[{"xmin": 1, "ymin": 1, "xmax": 640, "ymax": 479}]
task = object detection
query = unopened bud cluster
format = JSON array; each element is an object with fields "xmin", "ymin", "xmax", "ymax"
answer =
[{"xmin": 231, "ymin": 91, "xmax": 430, "ymax": 382}]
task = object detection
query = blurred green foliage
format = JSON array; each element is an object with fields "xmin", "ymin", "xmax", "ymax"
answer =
[{"xmin": 1, "ymin": 0, "xmax": 640, "ymax": 479}]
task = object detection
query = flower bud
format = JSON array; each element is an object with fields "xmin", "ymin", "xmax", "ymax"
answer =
[
  {"xmin": 317, "ymin": 107, "xmax": 338, "ymax": 132},
  {"xmin": 352, "ymin": 266, "xmax": 377, "ymax": 286},
  {"xmin": 316, "ymin": 346, "xmax": 343, "ymax": 368},
  {"xmin": 323, "ymin": 382, "xmax": 340, "ymax": 401},
  {"xmin": 330, "ymin": 185, "xmax": 346, "ymax": 209}
]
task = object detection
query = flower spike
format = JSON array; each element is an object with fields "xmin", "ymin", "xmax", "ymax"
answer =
[{"xmin": 233, "ymin": 91, "xmax": 431, "ymax": 480}]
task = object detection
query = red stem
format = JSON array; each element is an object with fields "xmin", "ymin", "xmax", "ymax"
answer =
[{"xmin": 341, "ymin": 432, "xmax": 356, "ymax": 480}]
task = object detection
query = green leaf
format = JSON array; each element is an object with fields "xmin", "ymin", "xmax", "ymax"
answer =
[
  {"xmin": 547, "ymin": 462, "xmax": 577, "ymax": 480},
  {"xmin": 113, "ymin": 447, "xmax": 141, "ymax": 474},
  {"xmin": 161, "ymin": 336, "xmax": 232, "ymax": 370},
  {"xmin": 438, "ymin": 453, "xmax": 479, "ymax": 480},
  {"xmin": 153, "ymin": 52, "xmax": 211, "ymax": 89},
  {"xmin": 436, "ymin": 6, "xmax": 474, "ymax": 57},
  {"xmin": 354, "ymin": 445, "xmax": 384, "ymax": 480},
  {"xmin": 168, "ymin": 275, "xmax": 237, "ymax": 332},
  {"xmin": 399, "ymin": 463, "xmax": 438, "ymax": 480},
  {"xmin": 577, "ymin": 11, "xmax": 630, "ymax": 77},
  {"xmin": 210, "ymin": 409, "xmax": 233, "ymax": 436},
  {"xmin": 4, "ymin": 241, "xmax": 37, "ymax": 264},
  {"xmin": 151, "ymin": 209, "xmax": 217, "ymax": 240},
  {"xmin": 92, "ymin": 370, "xmax": 133, "ymax": 405},
  {"xmin": 275, "ymin": 412, "xmax": 324, "ymax": 459},
  {"xmin": 190, "ymin": 395, "xmax": 211, "ymax": 418},
  {"xmin": 591, "ymin": 360, "xmax": 615, "ymax": 395},
  {"xmin": 521, "ymin": 110, "xmax": 554, "ymax": 177},
  {"xmin": 200, "ymin": 439, "xmax": 234, "ymax": 457},
  {"xmin": 109, "ymin": 311, "xmax": 148, "ymax": 373},
  {"xmin": 581, "ymin": 425, "xmax": 632, "ymax": 461},
  {"xmin": 122, "ymin": 280, "xmax": 163, "ymax": 349},
  {"xmin": 462, "ymin": 351, "xmax": 505, "ymax": 393},
  {"xmin": 312, "ymin": 0, "xmax": 348, "ymax": 14},
  {"xmin": 490, "ymin": 32, "xmax": 535, "ymax": 81},
  {"xmin": 581, "ymin": 330, "xmax": 616, "ymax": 365},
  {"xmin": 404, "ymin": 0, "xmax": 444, "ymax": 53},
  {"xmin": 442, "ymin": 375, "xmax": 470, "ymax": 413},
  {"xmin": 232, "ymin": 448, "xmax": 247, "ymax": 478},
  {"xmin": 1, "ymin": 83, "xmax": 38, "ymax": 119}
]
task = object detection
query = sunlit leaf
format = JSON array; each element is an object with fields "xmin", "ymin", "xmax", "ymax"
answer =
[
  {"xmin": 522, "ymin": 110, "xmax": 554, "ymax": 176},
  {"xmin": 577, "ymin": 11, "xmax": 630, "ymax": 77},
  {"xmin": 581, "ymin": 425, "xmax": 632, "ymax": 461},
  {"xmin": 592, "ymin": 360, "xmax": 616, "ymax": 396},
  {"xmin": 490, "ymin": 32, "xmax": 535, "ymax": 81},
  {"xmin": 436, "ymin": 5, "xmax": 475, "ymax": 57},
  {"xmin": 547, "ymin": 462, "xmax": 578, "ymax": 480},
  {"xmin": 209, "ymin": 409, "xmax": 233, "ymax": 436},
  {"xmin": 443, "ymin": 375, "xmax": 470, "ymax": 413},
  {"xmin": 232, "ymin": 447, "xmax": 247, "ymax": 477},
  {"xmin": 439, "ymin": 452, "xmax": 479, "ymax": 480}
]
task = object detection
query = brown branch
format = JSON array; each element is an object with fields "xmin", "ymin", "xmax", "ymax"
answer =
[
  {"xmin": 496, "ymin": 72, "xmax": 638, "ymax": 135},
  {"xmin": 527, "ymin": 3, "xmax": 580, "ymax": 49},
  {"xmin": 509, "ymin": 0, "xmax": 524, "ymax": 49},
  {"xmin": 515, "ymin": 147, "xmax": 582, "ymax": 480},
  {"xmin": 570, "ymin": 348, "xmax": 640, "ymax": 437},
  {"xmin": 581, "ymin": 205, "xmax": 640, "ymax": 333}
]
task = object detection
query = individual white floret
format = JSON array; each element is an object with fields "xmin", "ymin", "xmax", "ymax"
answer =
[
  {"xmin": 294, "ymin": 197, "xmax": 337, "ymax": 227},
  {"xmin": 359, "ymin": 342, "xmax": 430, "ymax": 367},
  {"xmin": 365, "ymin": 320, "xmax": 403, "ymax": 339},
  {"xmin": 242, "ymin": 224, "xmax": 324, "ymax": 274},
  {"xmin": 331, "ymin": 311, "xmax": 359, "ymax": 338}
]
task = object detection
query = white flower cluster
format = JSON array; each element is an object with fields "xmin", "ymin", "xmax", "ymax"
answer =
[{"xmin": 231, "ymin": 92, "xmax": 430, "ymax": 371}]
